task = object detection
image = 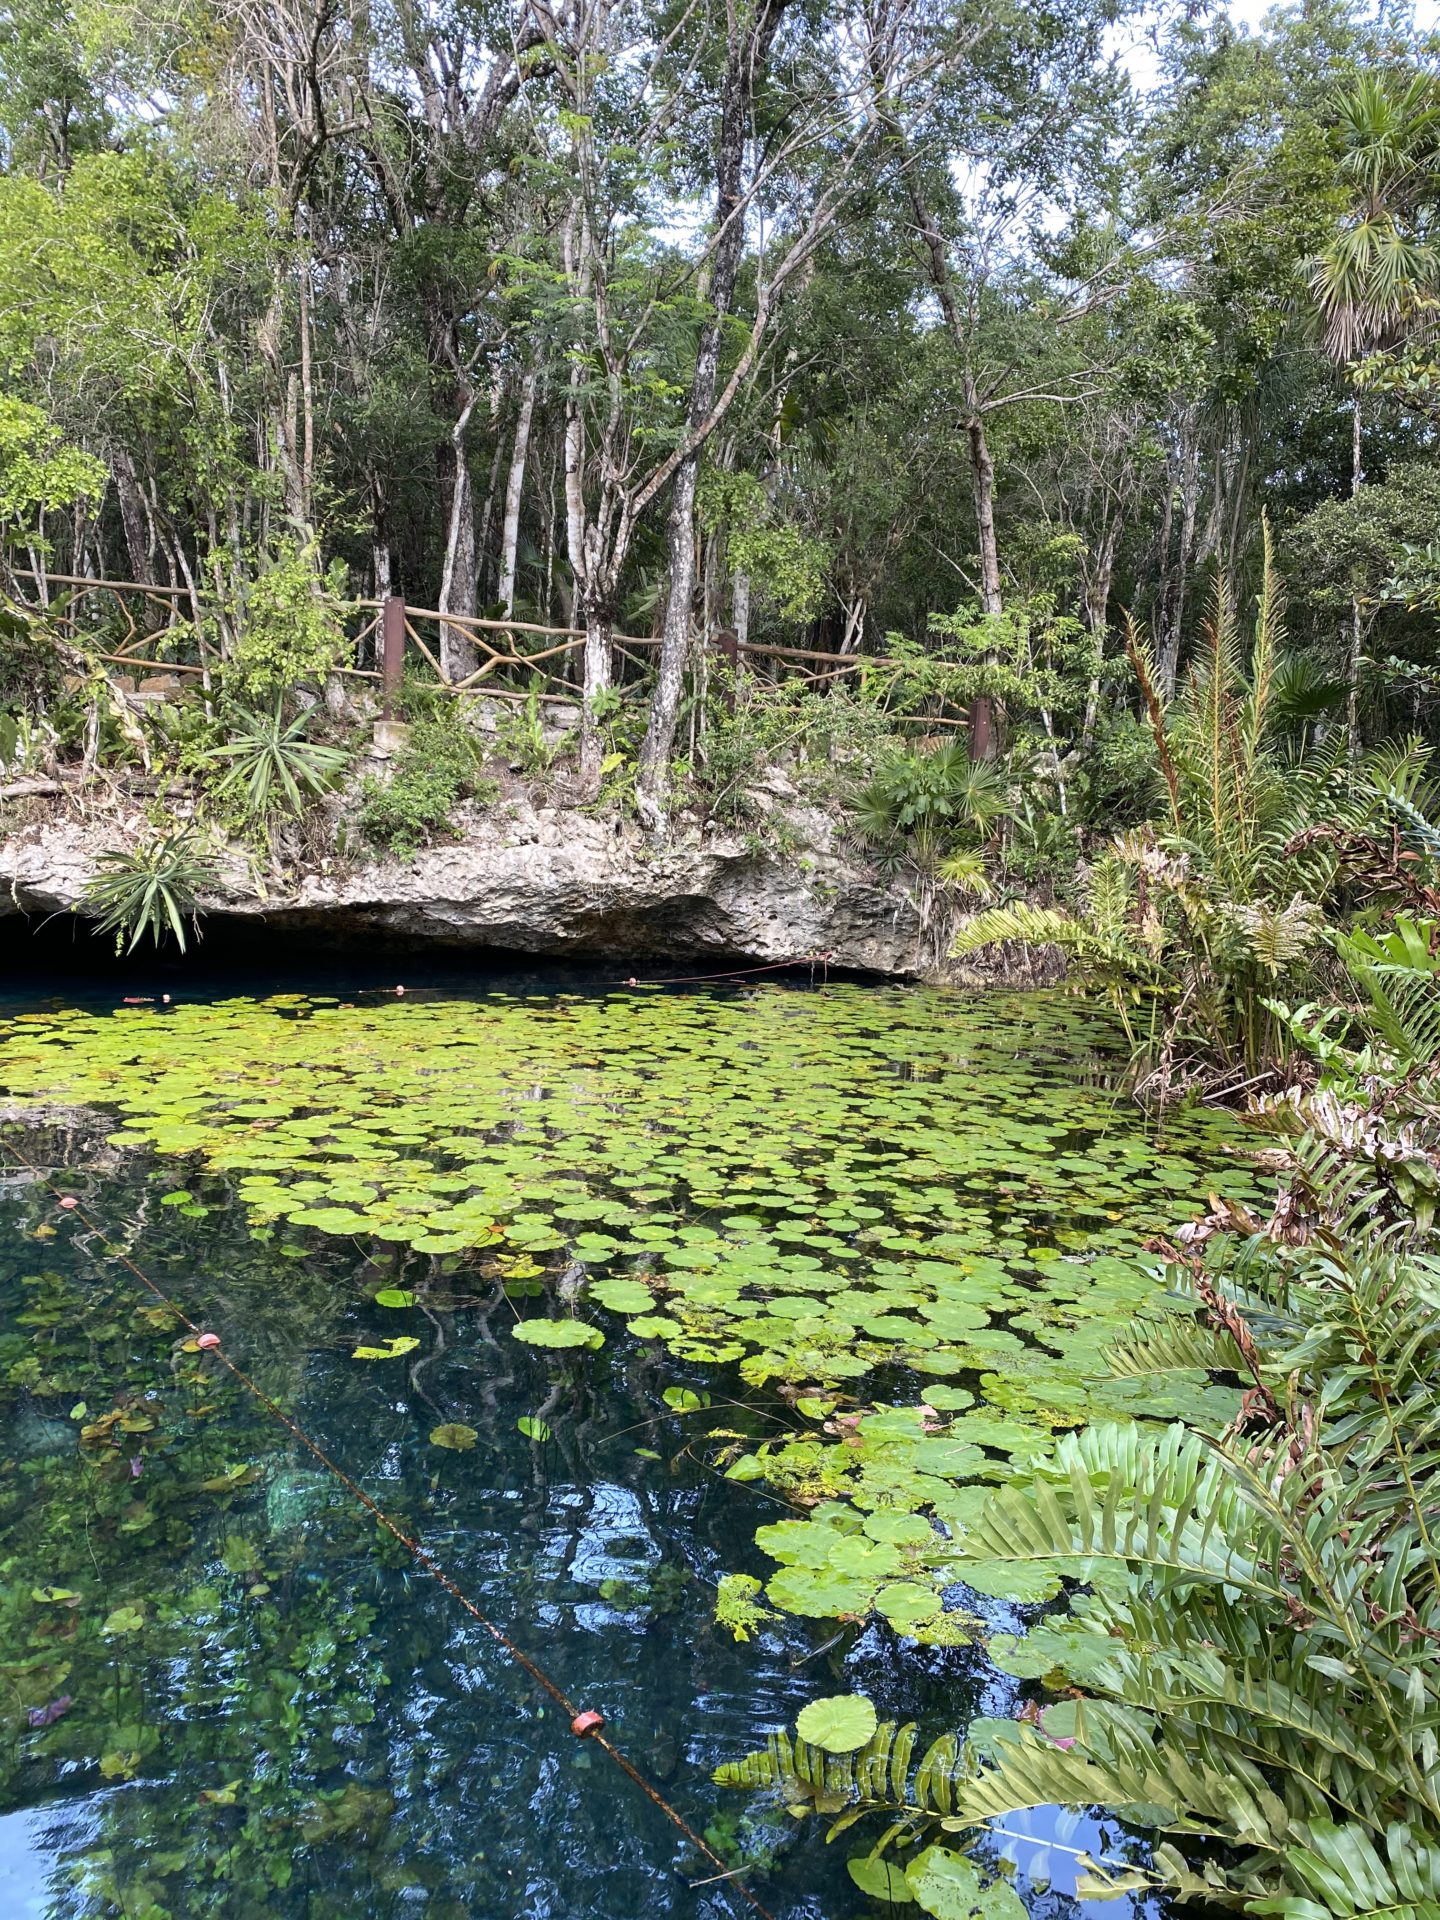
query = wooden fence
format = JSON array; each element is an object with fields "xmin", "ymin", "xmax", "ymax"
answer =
[{"xmin": 8, "ymin": 569, "xmax": 964, "ymax": 724}]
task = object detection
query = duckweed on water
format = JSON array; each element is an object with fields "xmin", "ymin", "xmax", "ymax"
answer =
[{"xmin": 0, "ymin": 984, "xmax": 1262, "ymax": 1637}]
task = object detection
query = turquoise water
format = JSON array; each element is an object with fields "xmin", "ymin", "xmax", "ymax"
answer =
[{"xmin": 0, "ymin": 973, "xmax": 1255, "ymax": 1919}]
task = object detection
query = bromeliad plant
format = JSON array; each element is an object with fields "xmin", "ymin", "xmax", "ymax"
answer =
[
  {"xmin": 200, "ymin": 701, "xmax": 349, "ymax": 818},
  {"xmin": 85, "ymin": 827, "xmax": 217, "ymax": 952}
]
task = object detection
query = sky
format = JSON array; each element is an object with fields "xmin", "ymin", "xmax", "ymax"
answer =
[{"xmin": 1115, "ymin": 0, "xmax": 1440, "ymax": 92}]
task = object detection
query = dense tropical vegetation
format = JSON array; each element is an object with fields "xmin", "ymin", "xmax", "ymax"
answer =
[
  {"xmin": 7, "ymin": 0, "xmax": 1440, "ymax": 1915},
  {"xmin": 5, "ymin": 0, "xmax": 1440, "ymax": 854}
]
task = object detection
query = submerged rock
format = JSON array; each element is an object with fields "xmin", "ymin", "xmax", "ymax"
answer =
[{"xmin": 265, "ymin": 1465, "xmax": 335, "ymax": 1533}]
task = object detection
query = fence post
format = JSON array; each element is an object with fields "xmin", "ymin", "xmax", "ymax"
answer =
[
  {"xmin": 714, "ymin": 627, "xmax": 739, "ymax": 715},
  {"xmin": 381, "ymin": 594, "xmax": 405, "ymax": 719}
]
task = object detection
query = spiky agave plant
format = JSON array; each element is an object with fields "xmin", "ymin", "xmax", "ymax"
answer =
[
  {"xmin": 201, "ymin": 701, "xmax": 349, "ymax": 817},
  {"xmin": 85, "ymin": 828, "xmax": 217, "ymax": 953}
]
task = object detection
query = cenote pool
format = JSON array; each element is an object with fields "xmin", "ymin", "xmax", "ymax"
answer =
[{"xmin": 0, "ymin": 971, "xmax": 1266, "ymax": 1920}]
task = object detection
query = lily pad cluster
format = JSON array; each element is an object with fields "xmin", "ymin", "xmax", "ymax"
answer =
[{"xmin": 0, "ymin": 985, "xmax": 1260, "ymax": 1627}]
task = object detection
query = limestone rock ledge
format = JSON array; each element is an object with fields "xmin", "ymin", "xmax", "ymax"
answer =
[{"xmin": 1, "ymin": 794, "xmax": 953, "ymax": 977}]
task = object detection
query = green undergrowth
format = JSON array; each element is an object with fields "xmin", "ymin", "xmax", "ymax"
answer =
[{"xmin": 0, "ymin": 985, "xmax": 1263, "ymax": 1632}]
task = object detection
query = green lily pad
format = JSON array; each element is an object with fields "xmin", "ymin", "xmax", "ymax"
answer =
[
  {"xmin": 511, "ymin": 1320, "xmax": 604, "ymax": 1351},
  {"xmin": 794, "ymin": 1693, "xmax": 878, "ymax": 1754},
  {"xmin": 905, "ymin": 1848, "xmax": 1027, "ymax": 1920}
]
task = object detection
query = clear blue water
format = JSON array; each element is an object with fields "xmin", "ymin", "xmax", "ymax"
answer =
[{"xmin": 0, "ymin": 965, "xmax": 1237, "ymax": 1920}]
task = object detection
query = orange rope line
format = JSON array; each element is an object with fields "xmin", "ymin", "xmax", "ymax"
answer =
[{"xmin": 0, "ymin": 1137, "xmax": 777, "ymax": 1920}]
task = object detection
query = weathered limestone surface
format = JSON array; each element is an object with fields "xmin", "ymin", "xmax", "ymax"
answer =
[{"xmin": 1, "ymin": 794, "xmax": 940, "ymax": 975}]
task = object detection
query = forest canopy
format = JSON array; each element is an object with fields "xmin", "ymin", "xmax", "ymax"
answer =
[{"xmin": 3, "ymin": 0, "xmax": 1439, "ymax": 807}]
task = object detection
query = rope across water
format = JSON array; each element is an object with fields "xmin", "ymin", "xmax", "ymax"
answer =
[{"xmin": 0, "ymin": 1135, "xmax": 779, "ymax": 1920}]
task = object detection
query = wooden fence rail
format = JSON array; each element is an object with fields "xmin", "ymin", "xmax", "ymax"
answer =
[{"xmin": 7, "ymin": 570, "xmax": 947, "ymax": 717}]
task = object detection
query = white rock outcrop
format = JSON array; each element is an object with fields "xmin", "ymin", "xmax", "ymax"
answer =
[{"xmin": 2, "ymin": 795, "xmax": 934, "ymax": 975}]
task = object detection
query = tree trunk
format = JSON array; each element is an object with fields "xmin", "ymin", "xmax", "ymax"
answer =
[
  {"xmin": 499, "ymin": 369, "xmax": 537, "ymax": 621},
  {"xmin": 635, "ymin": 0, "xmax": 790, "ymax": 826},
  {"xmin": 965, "ymin": 392, "xmax": 1001, "ymax": 759},
  {"xmin": 437, "ymin": 396, "xmax": 479, "ymax": 680},
  {"xmin": 732, "ymin": 568, "xmax": 751, "ymax": 649},
  {"xmin": 578, "ymin": 601, "xmax": 613, "ymax": 790},
  {"xmin": 113, "ymin": 446, "xmax": 154, "ymax": 584},
  {"xmin": 1347, "ymin": 393, "xmax": 1363, "ymax": 758},
  {"xmin": 636, "ymin": 455, "xmax": 700, "ymax": 818}
]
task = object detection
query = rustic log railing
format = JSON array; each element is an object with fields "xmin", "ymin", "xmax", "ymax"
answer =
[{"xmin": 6, "ymin": 569, "xmax": 965, "ymax": 723}]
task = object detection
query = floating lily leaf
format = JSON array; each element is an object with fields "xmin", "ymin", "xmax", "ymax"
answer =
[
  {"xmin": 374, "ymin": 1288, "xmax": 415, "ymax": 1308},
  {"xmin": 874, "ymin": 1583, "xmax": 943, "ymax": 1631},
  {"xmin": 429, "ymin": 1423, "xmax": 479, "ymax": 1451},
  {"xmin": 590, "ymin": 1279, "xmax": 656, "ymax": 1314},
  {"xmin": 849, "ymin": 1855, "xmax": 917, "ymax": 1903},
  {"xmin": 101, "ymin": 1604, "xmax": 145, "ymax": 1636},
  {"xmin": 352, "ymin": 1336, "xmax": 420, "ymax": 1360},
  {"xmin": 512, "ymin": 1320, "xmax": 604, "ymax": 1350},
  {"xmin": 794, "ymin": 1693, "xmax": 878, "ymax": 1754},
  {"xmin": 517, "ymin": 1416, "xmax": 551, "ymax": 1442},
  {"xmin": 905, "ymin": 1847, "xmax": 1027, "ymax": 1920}
]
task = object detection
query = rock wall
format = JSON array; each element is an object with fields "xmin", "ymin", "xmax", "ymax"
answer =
[{"xmin": 1, "ymin": 793, "xmax": 942, "ymax": 976}]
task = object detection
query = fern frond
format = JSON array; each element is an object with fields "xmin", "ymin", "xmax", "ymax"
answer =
[
  {"xmin": 951, "ymin": 902, "xmax": 1165, "ymax": 981},
  {"xmin": 1106, "ymin": 1315, "xmax": 1245, "ymax": 1378}
]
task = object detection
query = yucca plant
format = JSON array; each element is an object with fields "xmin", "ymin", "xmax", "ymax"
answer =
[
  {"xmin": 85, "ymin": 828, "xmax": 216, "ymax": 953},
  {"xmin": 201, "ymin": 701, "xmax": 349, "ymax": 817}
]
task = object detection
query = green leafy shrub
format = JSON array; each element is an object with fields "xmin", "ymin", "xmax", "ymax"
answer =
[
  {"xmin": 227, "ymin": 542, "xmax": 349, "ymax": 701},
  {"xmin": 84, "ymin": 828, "xmax": 216, "ymax": 952},
  {"xmin": 855, "ymin": 742, "xmax": 1009, "ymax": 872},
  {"xmin": 354, "ymin": 717, "xmax": 496, "ymax": 855},
  {"xmin": 954, "ymin": 537, "xmax": 1429, "ymax": 1092}
]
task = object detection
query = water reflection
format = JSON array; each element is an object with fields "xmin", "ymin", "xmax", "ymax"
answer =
[{"xmin": 0, "ymin": 976, "xmax": 1212, "ymax": 1920}]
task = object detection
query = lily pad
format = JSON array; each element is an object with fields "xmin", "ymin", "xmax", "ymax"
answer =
[
  {"xmin": 794, "ymin": 1693, "xmax": 878, "ymax": 1754},
  {"xmin": 511, "ymin": 1320, "xmax": 604, "ymax": 1351}
]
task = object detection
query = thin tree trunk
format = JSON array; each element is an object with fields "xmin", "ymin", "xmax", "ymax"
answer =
[
  {"xmin": 499, "ymin": 369, "xmax": 537, "ymax": 621},
  {"xmin": 476, "ymin": 421, "xmax": 506, "ymax": 606},
  {"xmin": 900, "ymin": 142, "xmax": 1002, "ymax": 759},
  {"xmin": 732, "ymin": 569, "xmax": 751, "ymax": 649},
  {"xmin": 635, "ymin": 0, "xmax": 790, "ymax": 825},
  {"xmin": 565, "ymin": 357, "xmax": 611, "ymax": 789},
  {"xmin": 437, "ymin": 395, "xmax": 480, "ymax": 680},
  {"xmin": 113, "ymin": 446, "xmax": 154, "ymax": 585},
  {"xmin": 637, "ymin": 455, "xmax": 700, "ymax": 813},
  {"xmin": 965, "ymin": 386, "xmax": 1001, "ymax": 759},
  {"xmin": 1347, "ymin": 393, "xmax": 1364, "ymax": 757}
]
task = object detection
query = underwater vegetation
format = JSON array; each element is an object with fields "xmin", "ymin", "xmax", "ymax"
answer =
[
  {"xmin": 0, "ymin": 985, "xmax": 1261, "ymax": 1634},
  {"xmin": 0, "ymin": 982, "xmax": 1264, "ymax": 1917}
]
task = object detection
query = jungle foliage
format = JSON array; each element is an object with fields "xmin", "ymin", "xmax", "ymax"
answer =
[{"xmin": 719, "ymin": 910, "xmax": 1440, "ymax": 1919}]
